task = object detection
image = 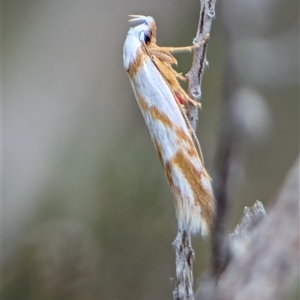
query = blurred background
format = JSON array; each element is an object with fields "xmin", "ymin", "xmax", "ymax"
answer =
[{"xmin": 2, "ymin": 0, "xmax": 299, "ymax": 299}]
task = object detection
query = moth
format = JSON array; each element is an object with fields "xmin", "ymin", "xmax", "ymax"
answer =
[{"xmin": 123, "ymin": 15, "xmax": 214, "ymax": 235}]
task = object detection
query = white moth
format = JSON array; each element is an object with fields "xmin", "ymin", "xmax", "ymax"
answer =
[{"xmin": 123, "ymin": 15, "xmax": 214, "ymax": 235}]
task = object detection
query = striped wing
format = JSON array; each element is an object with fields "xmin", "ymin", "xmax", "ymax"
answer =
[{"xmin": 123, "ymin": 16, "xmax": 214, "ymax": 235}]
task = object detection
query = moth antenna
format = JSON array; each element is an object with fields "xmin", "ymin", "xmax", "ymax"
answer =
[{"xmin": 128, "ymin": 15, "xmax": 155, "ymax": 28}]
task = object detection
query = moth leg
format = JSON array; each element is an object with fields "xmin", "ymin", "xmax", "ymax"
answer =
[
  {"xmin": 188, "ymin": 98, "xmax": 202, "ymax": 109},
  {"xmin": 159, "ymin": 46, "xmax": 193, "ymax": 53},
  {"xmin": 175, "ymin": 72, "xmax": 187, "ymax": 82},
  {"xmin": 159, "ymin": 33, "xmax": 210, "ymax": 54}
]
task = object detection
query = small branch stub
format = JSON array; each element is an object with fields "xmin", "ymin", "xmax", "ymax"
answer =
[{"xmin": 230, "ymin": 201, "xmax": 266, "ymax": 239}]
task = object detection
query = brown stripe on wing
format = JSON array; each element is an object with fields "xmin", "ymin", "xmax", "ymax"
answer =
[
  {"xmin": 175, "ymin": 127, "xmax": 199, "ymax": 158},
  {"xmin": 137, "ymin": 94, "xmax": 174, "ymax": 129},
  {"xmin": 127, "ymin": 49, "xmax": 145, "ymax": 79},
  {"xmin": 171, "ymin": 150, "xmax": 214, "ymax": 229}
]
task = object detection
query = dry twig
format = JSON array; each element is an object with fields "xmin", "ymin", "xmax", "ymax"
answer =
[
  {"xmin": 172, "ymin": 1, "xmax": 216, "ymax": 300},
  {"xmin": 186, "ymin": 0, "xmax": 217, "ymax": 130}
]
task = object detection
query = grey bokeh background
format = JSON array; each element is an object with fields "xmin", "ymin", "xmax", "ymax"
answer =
[{"xmin": 3, "ymin": 0, "xmax": 299, "ymax": 299}]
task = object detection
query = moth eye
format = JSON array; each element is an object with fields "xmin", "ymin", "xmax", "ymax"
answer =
[
  {"xmin": 141, "ymin": 30, "xmax": 151, "ymax": 44},
  {"xmin": 144, "ymin": 33, "xmax": 151, "ymax": 44}
]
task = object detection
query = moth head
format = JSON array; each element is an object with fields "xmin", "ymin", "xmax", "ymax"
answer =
[{"xmin": 128, "ymin": 15, "xmax": 157, "ymax": 45}]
